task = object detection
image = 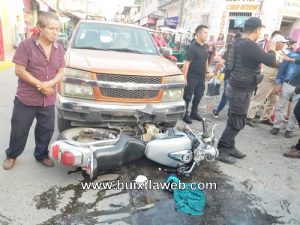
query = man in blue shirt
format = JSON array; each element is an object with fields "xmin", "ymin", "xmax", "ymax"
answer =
[{"xmin": 272, "ymin": 47, "xmax": 300, "ymax": 138}]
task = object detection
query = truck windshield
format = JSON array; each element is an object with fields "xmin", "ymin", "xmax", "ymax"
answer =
[{"xmin": 72, "ymin": 22, "xmax": 159, "ymax": 55}]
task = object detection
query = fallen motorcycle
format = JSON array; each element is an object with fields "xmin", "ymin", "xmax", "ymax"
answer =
[{"xmin": 49, "ymin": 119, "xmax": 219, "ymax": 179}]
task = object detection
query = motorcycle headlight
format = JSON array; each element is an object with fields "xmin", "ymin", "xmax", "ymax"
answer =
[
  {"xmin": 162, "ymin": 75, "xmax": 184, "ymax": 102},
  {"xmin": 62, "ymin": 68, "xmax": 94, "ymax": 99}
]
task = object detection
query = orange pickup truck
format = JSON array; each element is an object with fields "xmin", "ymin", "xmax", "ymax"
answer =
[{"xmin": 57, "ymin": 20, "xmax": 185, "ymax": 131}]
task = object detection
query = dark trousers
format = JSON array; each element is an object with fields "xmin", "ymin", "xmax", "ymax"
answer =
[
  {"xmin": 5, "ymin": 97, "xmax": 55, "ymax": 161},
  {"xmin": 294, "ymin": 99, "xmax": 300, "ymax": 150},
  {"xmin": 183, "ymin": 77, "xmax": 205, "ymax": 110},
  {"xmin": 218, "ymin": 84, "xmax": 253, "ymax": 150}
]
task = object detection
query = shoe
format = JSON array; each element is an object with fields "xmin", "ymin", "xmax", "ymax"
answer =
[
  {"xmin": 285, "ymin": 130, "xmax": 293, "ymax": 138},
  {"xmin": 229, "ymin": 147, "xmax": 246, "ymax": 159},
  {"xmin": 211, "ymin": 109, "xmax": 219, "ymax": 119},
  {"xmin": 183, "ymin": 112, "xmax": 192, "ymax": 124},
  {"xmin": 216, "ymin": 152, "xmax": 237, "ymax": 164},
  {"xmin": 3, "ymin": 158, "xmax": 16, "ymax": 170},
  {"xmin": 283, "ymin": 146, "xmax": 300, "ymax": 158},
  {"xmin": 39, "ymin": 158, "xmax": 54, "ymax": 167},
  {"xmin": 260, "ymin": 119, "xmax": 273, "ymax": 126},
  {"xmin": 271, "ymin": 127, "xmax": 280, "ymax": 135},
  {"xmin": 190, "ymin": 110, "xmax": 203, "ymax": 121},
  {"xmin": 246, "ymin": 118, "xmax": 256, "ymax": 127}
]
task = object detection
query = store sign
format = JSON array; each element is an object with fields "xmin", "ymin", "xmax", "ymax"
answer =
[
  {"xmin": 164, "ymin": 16, "xmax": 179, "ymax": 28},
  {"xmin": 148, "ymin": 17, "xmax": 157, "ymax": 25},
  {"xmin": 226, "ymin": 4, "xmax": 260, "ymax": 11}
]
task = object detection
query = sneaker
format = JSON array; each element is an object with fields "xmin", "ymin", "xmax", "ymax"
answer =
[
  {"xmin": 246, "ymin": 118, "xmax": 256, "ymax": 127},
  {"xmin": 229, "ymin": 147, "xmax": 246, "ymax": 159},
  {"xmin": 285, "ymin": 130, "xmax": 293, "ymax": 138},
  {"xmin": 190, "ymin": 111, "xmax": 203, "ymax": 121},
  {"xmin": 183, "ymin": 113, "xmax": 192, "ymax": 124},
  {"xmin": 283, "ymin": 146, "xmax": 300, "ymax": 158},
  {"xmin": 271, "ymin": 127, "xmax": 280, "ymax": 135},
  {"xmin": 211, "ymin": 109, "xmax": 219, "ymax": 119}
]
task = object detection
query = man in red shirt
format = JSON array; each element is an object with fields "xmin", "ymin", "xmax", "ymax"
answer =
[{"xmin": 3, "ymin": 12, "xmax": 65, "ymax": 170}]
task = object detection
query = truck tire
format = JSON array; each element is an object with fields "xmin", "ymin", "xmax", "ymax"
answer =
[{"xmin": 57, "ymin": 118, "xmax": 71, "ymax": 132}]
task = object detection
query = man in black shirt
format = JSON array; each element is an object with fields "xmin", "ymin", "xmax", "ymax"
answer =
[
  {"xmin": 217, "ymin": 17, "xmax": 277, "ymax": 164},
  {"xmin": 182, "ymin": 25, "xmax": 209, "ymax": 124}
]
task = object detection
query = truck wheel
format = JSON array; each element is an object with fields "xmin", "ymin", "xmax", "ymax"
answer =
[{"xmin": 57, "ymin": 118, "xmax": 71, "ymax": 132}]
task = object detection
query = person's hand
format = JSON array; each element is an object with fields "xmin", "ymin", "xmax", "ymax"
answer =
[
  {"xmin": 39, "ymin": 87, "xmax": 54, "ymax": 96},
  {"xmin": 37, "ymin": 81, "xmax": 54, "ymax": 91},
  {"xmin": 184, "ymin": 78, "xmax": 188, "ymax": 86},
  {"xmin": 274, "ymin": 85, "xmax": 282, "ymax": 95}
]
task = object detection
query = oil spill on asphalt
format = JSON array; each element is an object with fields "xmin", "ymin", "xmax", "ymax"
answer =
[
  {"xmin": 128, "ymin": 159, "xmax": 285, "ymax": 225},
  {"xmin": 0, "ymin": 213, "xmax": 12, "ymax": 225},
  {"xmin": 34, "ymin": 168, "xmax": 132, "ymax": 225},
  {"xmin": 34, "ymin": 158, "xmax": 285, "ymax": 225}
]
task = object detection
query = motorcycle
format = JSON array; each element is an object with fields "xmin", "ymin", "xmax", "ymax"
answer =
[{"xmin": 49, "ymin": 119, "xmax": 219, "ymax": 179}]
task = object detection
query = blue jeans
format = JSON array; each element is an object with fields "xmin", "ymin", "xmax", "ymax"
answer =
[{"xmin": 216, "ymin": 79, "xmax": 229, "ymax": 113}]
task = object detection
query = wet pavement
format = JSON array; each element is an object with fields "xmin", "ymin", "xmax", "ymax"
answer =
[{"xmin": 1, "ymin": 67, "xmax": 300, "ymax": 225}]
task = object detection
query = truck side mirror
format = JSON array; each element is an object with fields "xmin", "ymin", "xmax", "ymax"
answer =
[{"xmin": 160, "ymin": 47, "xmax": 171, "ymax": 58}]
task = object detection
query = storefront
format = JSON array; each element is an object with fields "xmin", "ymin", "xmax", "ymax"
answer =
[{"xmin": 140, "ymin": 16, "xmax": 158, "ymax": 29}]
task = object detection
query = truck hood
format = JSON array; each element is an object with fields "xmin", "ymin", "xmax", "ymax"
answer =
[{"xmin": 66, "ymin": 48, "xmax": 182, "ymax": 76}]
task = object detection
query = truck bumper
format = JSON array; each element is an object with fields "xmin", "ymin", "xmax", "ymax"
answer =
[{"xmin": 57, "ymin": 96, "xmax": 185, "ymax": 126}]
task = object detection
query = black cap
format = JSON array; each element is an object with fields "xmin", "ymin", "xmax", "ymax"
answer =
[{"xmin": 244, "ymin": 17, "xmax": 264, "ymax": 32}]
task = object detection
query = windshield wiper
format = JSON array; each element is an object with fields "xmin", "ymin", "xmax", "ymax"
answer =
[{"xmin": 108, "ymin": 48, "xmax": 144, "ymax": 54}]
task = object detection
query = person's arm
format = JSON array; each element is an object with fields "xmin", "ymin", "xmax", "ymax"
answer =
[
  {"xmin": 15, "ymin": 64, "xmax": 42, "ymax": 87},
  {"xmin": 275, "ymin": 60, "xmax": 289, "ymax": 85},
  {"xmin": 182, "ymin": 46, "xmax": 195, "ymax": 85},
  {"xmin": 244, "ymin": 41, "xmax": 276, "ymax": 67},
  {"xmin": 182, "ymin": 61, "xmax": 191, "ymax": 86},
  {"xmin": 274, "ymin": 60, "xmax": 289, "ymax": 95},
  {"xmin": 214, "ymin": 58, "xmax": 225, "ymax": 74}
]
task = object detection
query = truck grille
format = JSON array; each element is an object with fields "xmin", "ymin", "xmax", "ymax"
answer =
[{"xmin": 97, "ymin": 74, "xmax": 161, "ymax": 99}]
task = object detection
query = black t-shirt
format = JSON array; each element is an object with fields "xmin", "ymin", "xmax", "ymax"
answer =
[{"xmin": 185, "ymin": 42, "xmax": 208, "ymax": 80}]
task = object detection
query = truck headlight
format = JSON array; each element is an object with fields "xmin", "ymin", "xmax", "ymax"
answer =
[
  {"xmin": 62, "ymin": 83, "xmax": 94, "ymax": 99},
  {"xmin": 64, "ymin": 68, "xmax": 91, "ymax": 79},
  {"xmin": 62, "ymin": 68, "xmax": 94, "ymax": 98},
  {"xmin": 162, "ymin": 89, "xmax": 183, "ymax": 102},
  {"xmin": 162, "ymin": 75, "xmax": 184, "ymax": 102}
]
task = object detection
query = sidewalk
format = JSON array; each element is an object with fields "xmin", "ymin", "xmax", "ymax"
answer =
[{"xmin": 0, "ymin": 49, "xmax": 15, "ymax": 71}]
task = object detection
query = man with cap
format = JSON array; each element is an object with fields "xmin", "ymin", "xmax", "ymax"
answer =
[
  {"xmin": 246, "ymin": 34, "xmax": 289, "ymax": 127},
  {"xmin": 217, "ymin": 17, "xmax": 278, "ymax": 164}
]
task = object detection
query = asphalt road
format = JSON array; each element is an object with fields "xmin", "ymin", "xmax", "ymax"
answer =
[{"xmin": 0, "ymin": 66, "xmax": 300, "ymax": 225}]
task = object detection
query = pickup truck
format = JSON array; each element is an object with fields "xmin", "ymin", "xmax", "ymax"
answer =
[{"xmin": 57, "ymin": 20, "xmax": 185, "ymax": 132}]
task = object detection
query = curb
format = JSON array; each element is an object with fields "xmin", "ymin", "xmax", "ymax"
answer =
[{"xmin": 0, "ymin": 61, "xmax": 14, "ymax": 70}]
